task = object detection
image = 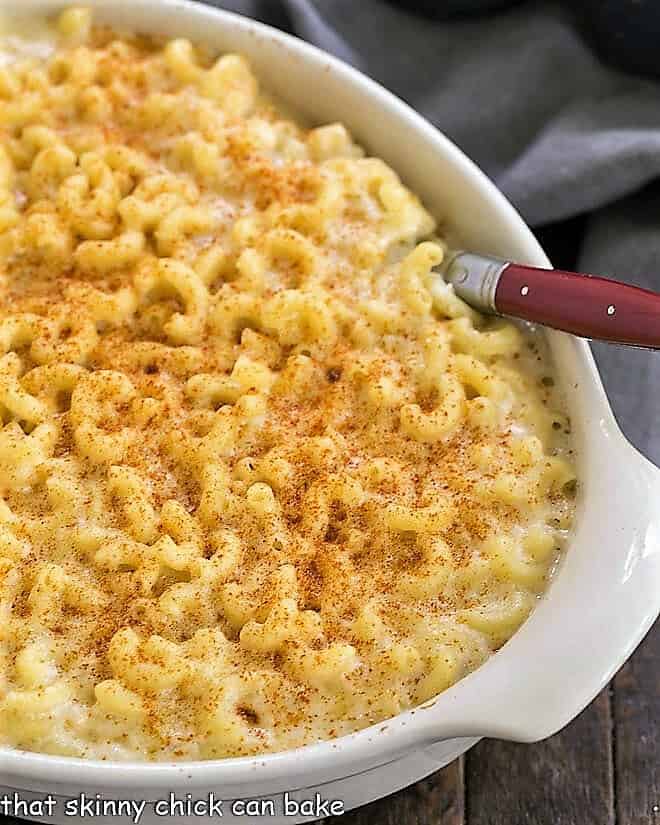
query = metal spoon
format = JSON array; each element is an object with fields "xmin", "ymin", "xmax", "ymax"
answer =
[{"xmin": 441, "ymin": 251, "xmax": 660, "ymax": 348}]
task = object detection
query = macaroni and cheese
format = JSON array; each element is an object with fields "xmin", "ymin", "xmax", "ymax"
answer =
[{"xmin": 0, "ymin": 8, "xmax": 576, "ymax": 761}]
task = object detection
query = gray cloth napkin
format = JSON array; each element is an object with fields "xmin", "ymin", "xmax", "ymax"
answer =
[{"xmin": 205, "ymin": 0, "xmax": 660, "ymax": 464}]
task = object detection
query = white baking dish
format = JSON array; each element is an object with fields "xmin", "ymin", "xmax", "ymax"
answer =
[{"xmin": 1, "ymin": 2, "xmax": 659, "ymax": 822}]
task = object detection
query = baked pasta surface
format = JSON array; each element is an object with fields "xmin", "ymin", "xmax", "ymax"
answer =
[{"xmin": 0, "ymin": 8, "xmax": 575, "ymax": 760}]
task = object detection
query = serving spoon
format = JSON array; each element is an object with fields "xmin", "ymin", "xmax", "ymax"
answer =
[{"xmin": 440, "ymin": 251, "xmax": 660, "ymax": 348}]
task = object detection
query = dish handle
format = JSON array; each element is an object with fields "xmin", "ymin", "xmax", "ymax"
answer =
[{"xmin": 418, "ymin": 442, "xmax": 660, "ymax": 744}]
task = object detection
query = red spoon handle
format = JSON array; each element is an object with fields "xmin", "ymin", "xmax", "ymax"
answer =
[{"xmin": 495, "ymin": 263, "xmax": 660, "ymax": 348}]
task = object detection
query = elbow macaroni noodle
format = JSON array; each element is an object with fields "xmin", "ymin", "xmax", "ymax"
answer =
[{"xmin": 0, "ymin": 8, "xmax": 576, "ymax": 761}]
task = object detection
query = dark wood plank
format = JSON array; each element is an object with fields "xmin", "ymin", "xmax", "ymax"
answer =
[
  {"xmin": 328, "ymin": 756, "xmax": 464, "ymax": 825},
  {"xmin": 466, "ymin": 690, "xmax": 614, "ymax": 825},
  {"xmin": 614, "ymin": 620, "xmax": 660, "ymax": 825}
]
